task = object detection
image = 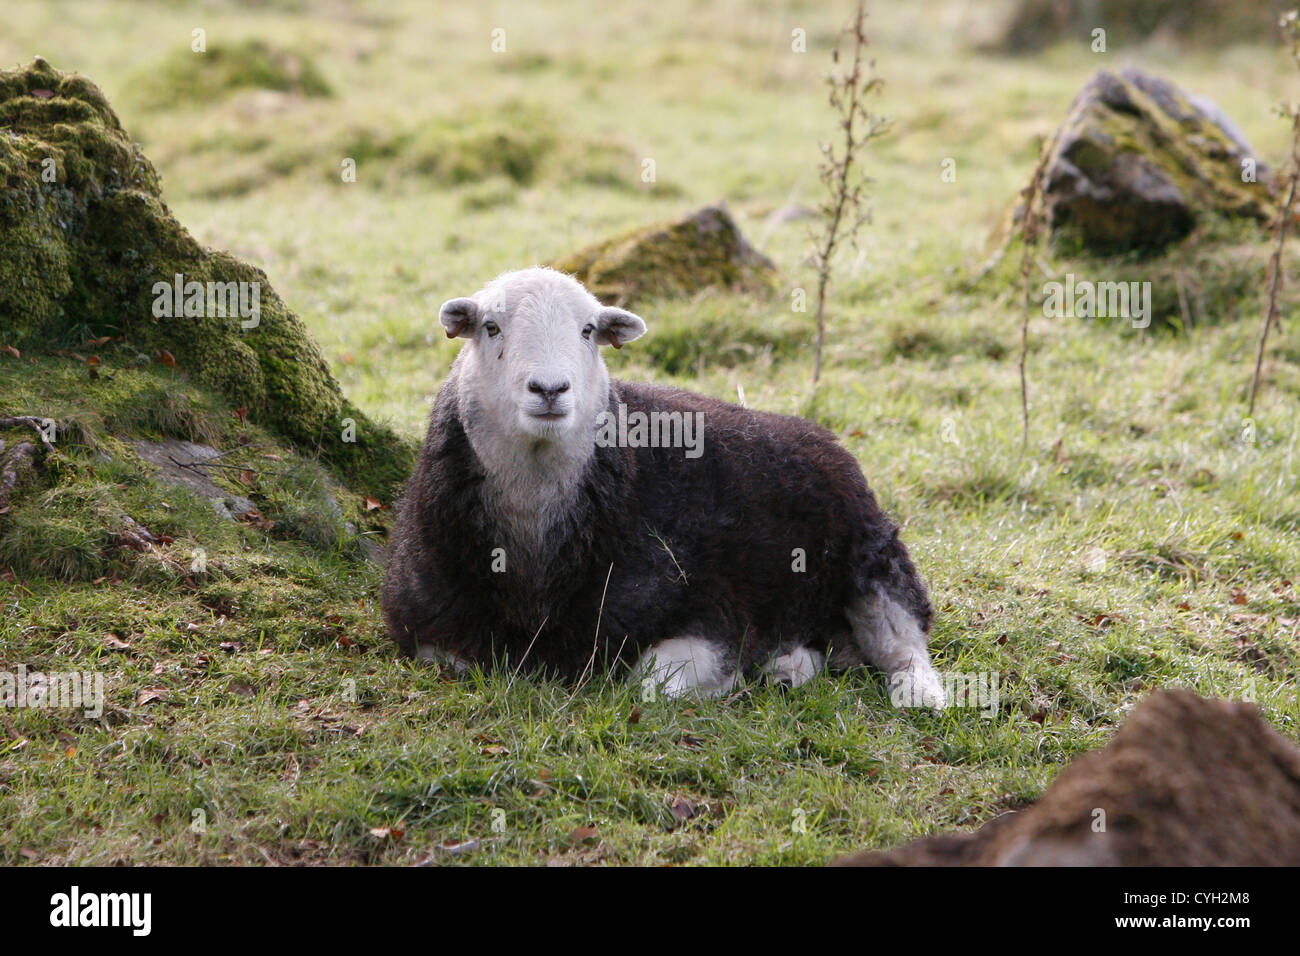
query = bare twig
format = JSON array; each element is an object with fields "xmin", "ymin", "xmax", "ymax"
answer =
[
  {"xmin": 167, "ymin": 454, "xmax": 262, "ymax": 479},
  {"xmin": 1017, "ymin": 137, "xmax": 1052, "ymax": 451},
  {"xmin": 809, "ymin": 1, "xmax": 889, "ymax": 385},
  {"xmin": 1249, "ymin": 64, "xmax": 1300, "ymax": 416},
  {"xmin": 1248, "ymin": 10, "xmax": 1300, "ymax": 415}
]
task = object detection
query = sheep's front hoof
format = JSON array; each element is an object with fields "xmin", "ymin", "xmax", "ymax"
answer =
[{"xmin": 888, "ymin": 662, "xmax": 947, "ymax": 709}]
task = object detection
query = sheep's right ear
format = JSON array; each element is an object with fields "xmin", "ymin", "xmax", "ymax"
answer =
[{"xmin": 439, "ymin": 298, "xmax": 479, "ymax": 339}]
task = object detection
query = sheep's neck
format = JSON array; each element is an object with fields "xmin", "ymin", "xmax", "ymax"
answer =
[{"xmin": 476, "ymin": 431, "xmax": 591, "ymax": 558}]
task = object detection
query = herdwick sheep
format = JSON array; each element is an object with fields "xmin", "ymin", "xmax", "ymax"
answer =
[{"xmin": 383, "ymin": 267, "xmax": 945, "ymax": 706}]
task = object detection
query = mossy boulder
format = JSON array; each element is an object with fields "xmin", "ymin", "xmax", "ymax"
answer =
[
  {"xmin": 1039, "ymin": 68, "xmax": 1276, "ymax": 254},
  {"xmin": 550, "ymin": 204, "xmax": 778, "ymax": 306},
  {"xmin": 0, "ymin": 58, "xmax": 412, "ymax": 498},
  {"xmin": 995, "ymin": 0, "xmax": 1289, "ymax": 53}
]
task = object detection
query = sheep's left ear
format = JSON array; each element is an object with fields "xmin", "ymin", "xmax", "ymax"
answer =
[
  {"xmin": 440, "ymin": 297, "xmax": 479, "ymax": 339},
  {"xmin": 595, "ymin": 307, "xmax": 647, "ymax": 349}
]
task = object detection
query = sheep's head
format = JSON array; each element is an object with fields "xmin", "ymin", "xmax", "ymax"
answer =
[{"xmin": 441, "ymin": 268, "xmax": 646, "ymax": 442}]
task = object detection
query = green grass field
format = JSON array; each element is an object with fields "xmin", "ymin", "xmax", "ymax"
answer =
[{"xmin": 1, "ymin": 0, "xmax": 1298, "ymax": 865}]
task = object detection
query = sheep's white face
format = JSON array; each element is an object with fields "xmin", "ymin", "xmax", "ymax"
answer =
[{"xmin": 441, "ymin": 268, "xmax": 646, "ymax": 444}]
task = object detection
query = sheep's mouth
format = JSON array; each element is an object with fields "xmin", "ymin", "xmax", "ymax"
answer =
[{"xmin": 527, "ymin": 409, "xmax": 569, "ymax": 421}]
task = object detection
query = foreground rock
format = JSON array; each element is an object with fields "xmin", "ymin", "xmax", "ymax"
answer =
[
  {"xmin": 834, "ymin": 690, "xmax": 1300, "ymax": 866},
  {"xmin": 551, "ymin": 204, "xmax": 777, "ymax": 306},
  {"xmin": 1036, "ymin": 68, "xmax": 1275, "ymax": 253},
  {"xmin": 0, "ymin": 58, "xmax": 412, "ymax": 498}
]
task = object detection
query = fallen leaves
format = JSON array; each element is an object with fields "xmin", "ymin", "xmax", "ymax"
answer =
[
  {"xmin": 137, "ymin": 687, "xmax": 168, "ymax": 706},
  {"xmin": 236, "ymin": 508, "xmax": 274, "ymax": 531}
]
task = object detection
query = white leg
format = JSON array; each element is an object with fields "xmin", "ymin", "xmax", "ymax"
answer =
[
  {"xmin": 847, "ymin": 590, "xmax": 946, "ymax": 708},
  {"xmin": 417, "ymin": 644, "xmax": 470, "ymax": 673},
  {"xmin": 633, "ymin": 637, "xmax": 737, "ymax": 698},
  {"xmin": 761, "ymin": 647, "xmax": 825, "ymax": 688}
]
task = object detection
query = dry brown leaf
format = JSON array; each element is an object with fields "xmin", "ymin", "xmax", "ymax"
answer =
[{"xmin": 137, "ymin": 687, "xmax": 168, "ymax": 706}]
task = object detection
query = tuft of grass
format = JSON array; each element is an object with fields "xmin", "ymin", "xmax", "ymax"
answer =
[{"xmin": 131, "ymin": 38, "xmax": 332, "ymax": 108}]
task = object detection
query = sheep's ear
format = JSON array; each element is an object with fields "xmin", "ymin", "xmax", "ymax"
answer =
[
  {"xmin": 595, "ymin": 307, "xmax": 647, "ymax": 350},
  {"xmin": 439, "ymin": 297, "xmax": 479, "ymax": 339}
]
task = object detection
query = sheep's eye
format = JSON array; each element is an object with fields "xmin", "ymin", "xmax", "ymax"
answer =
[
  {"xmin": 582, "ymin": 323, "xmax": 595, "ymax": 340},
  {"xmin": 483, "ymin": 321, "xmax": 501, "ymax": 337}
]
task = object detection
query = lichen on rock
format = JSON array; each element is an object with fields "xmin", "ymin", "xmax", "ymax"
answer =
[
  {"xmin": 0, "ymin": 58, "xmax": 412, "ymax": 498},
  {"xmin": 550, "ymin": 203, "xmax": 778, "ymax": 306}
]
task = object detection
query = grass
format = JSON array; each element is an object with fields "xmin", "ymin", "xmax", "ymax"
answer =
[{"xmin": 1, "ymin": 0, "xmax": 1299, "ymax": 865}]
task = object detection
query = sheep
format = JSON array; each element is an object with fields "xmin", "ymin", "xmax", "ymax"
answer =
[{"xmin": 382, "ymin": 267, "xmax": 945, "ymax": 706}]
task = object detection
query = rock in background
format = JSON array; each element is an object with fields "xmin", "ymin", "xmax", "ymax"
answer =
[
  {"xmin": 995, "ymin": 0, "xmax": 1290, "ymax": 53},
  {"xmin": 551, "ymin": 203, "xmax": 777, "ymax": 307},
  {"xmin": 833, "ymin": 690, "xmax": 1300, "ymax": 866},
  {"xmin": 1038, "ymin": 68, "xmax": 1276, "ymax": 254}
]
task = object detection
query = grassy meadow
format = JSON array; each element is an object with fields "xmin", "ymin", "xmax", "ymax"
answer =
[{"xmin": 1, "ymin": 0, "xmax": 1299, "ymax": 865}]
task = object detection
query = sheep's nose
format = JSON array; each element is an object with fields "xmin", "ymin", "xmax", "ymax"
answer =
[{"xmin": 528, "ymin": 378, "xmax": 571, "ymax": 402}]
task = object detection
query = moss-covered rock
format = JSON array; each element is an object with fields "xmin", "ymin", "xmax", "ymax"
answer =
[
  {"xmin": 550, "ymin": 204, "xmax": 778, "ymax": 306},
  {"xmin": 1037, "ymin": 68, "xmax": 1277, "ymax": 254},
  {"xmin": 994, "ymin": 0, "xmax": 1289, "ymax": 53},
  {"xmin": 0, "ymin": 58, "xmax": 412, "ymax": 498}
]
